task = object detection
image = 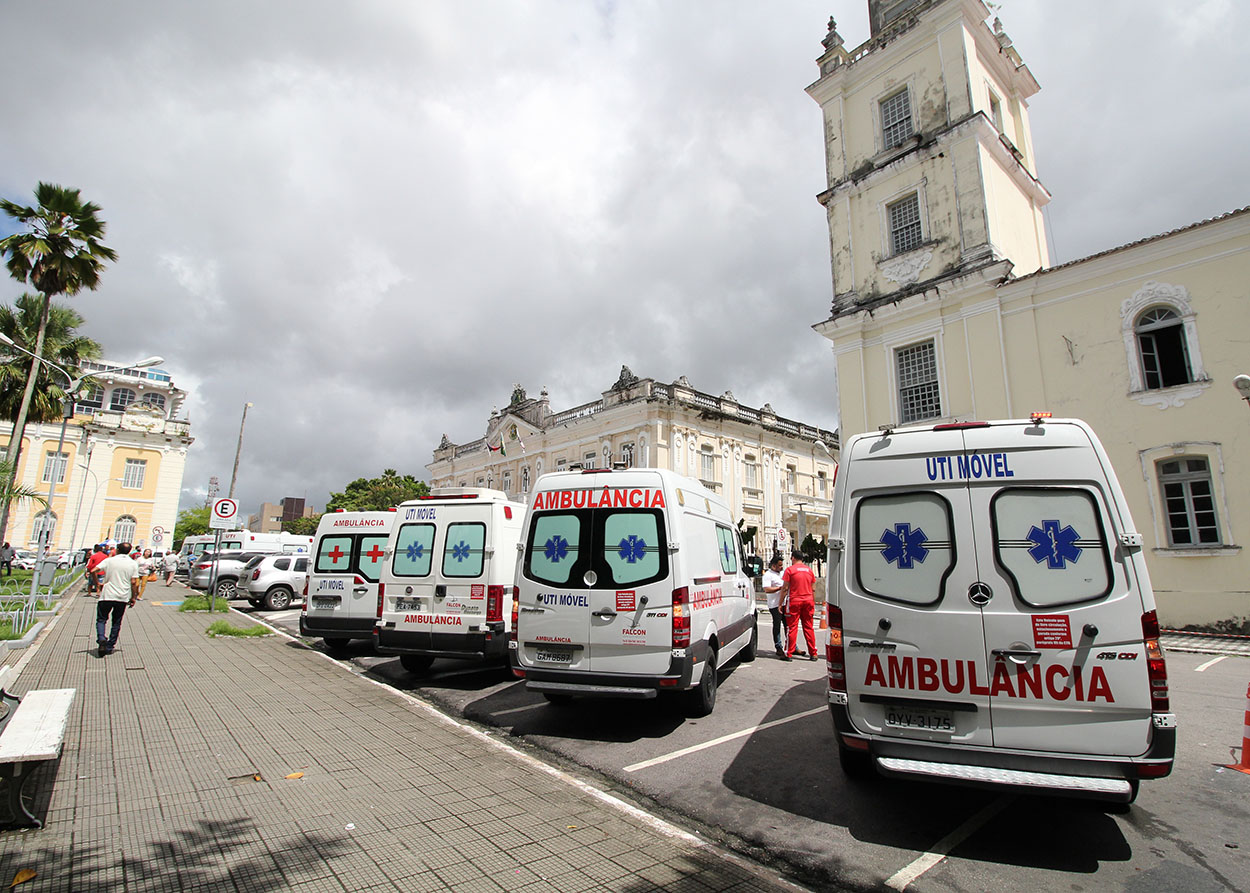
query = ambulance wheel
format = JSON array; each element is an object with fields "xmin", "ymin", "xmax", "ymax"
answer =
[
  {"xmin": 543, "ymin": 693, "xmax": 574, "ymax": 705},
  {"xmin": 400, "ymin": 654, "xmax": 434, "ymax": 674},
  {"xmin": 264, "ymin": 587, "xmax": 293, "ymax": 611},
  {"xmin": 686, "ymin": 649, "xmax": 718, "ymax": 717},
  {"xmin": 837, "ymin": 743, "xmax": 873, "ymax": 780},
  {"xmin": 323, "ymin": 637, "xmax": 351, "ymax": 654},
  {"xmin": 740, "ymin": 616, "xmax": 759, "ymax": 663}
]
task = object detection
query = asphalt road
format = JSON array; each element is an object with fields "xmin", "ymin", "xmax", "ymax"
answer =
[{"xmin": 247, "ymin": 601, "xmax": 1249, "ymax": 892}]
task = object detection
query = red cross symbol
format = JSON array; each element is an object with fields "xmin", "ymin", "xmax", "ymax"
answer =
[
  {"xmin": 327, "ymin": 546, "xmax": 345, "ymax": 562},
  {"xmin": 365, "ymin": 545, "xmax": 385, "ymax": 563}
]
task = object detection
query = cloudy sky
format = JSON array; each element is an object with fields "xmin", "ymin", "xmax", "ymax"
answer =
[{"xmin": 2, "ymin": 1, "xmax": 1245, "ymax": 517}]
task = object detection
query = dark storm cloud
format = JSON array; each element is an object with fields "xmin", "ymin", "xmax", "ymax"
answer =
[{"xmin": 0, "ymin": 1, "xmax": 1243, "ymax": 513}]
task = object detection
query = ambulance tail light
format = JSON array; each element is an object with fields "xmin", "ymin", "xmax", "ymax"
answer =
[
  {"xmin": 303, "ymin": 577, "xmax": 309, "ymax": 597},
  {"xmin": 510, "ymin": 594, "xmax": 519, "ymax": 643},
  {"xmin": 376, "ymin": 582, "xmax": 386, "ymax": 619},
  {"xmin": 1142, "ymin": 610, "xmax": 1169, "ymax": 711},
  {"xmin": 826, "ymin": 604, "xmax": 846, "ymax": 693},
  {"xmin": 503, "ymin": 506, "xmax": 512, "ymax": 520},
  {"xmin": 672, "ymin": 587, "xmax": 691, "ymax": 648},
  {"xmin": 581, "ymin": 468, "xmax": 612, "ymax": 474},
  {"xmin": 487, "ymin": 585, "xmax": 509, "ymax": 623},
  {"xmin": 933, "ymin": 421, "xmax": 990, "ymax": 430}
]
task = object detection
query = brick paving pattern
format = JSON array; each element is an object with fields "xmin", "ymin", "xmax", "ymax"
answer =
[{"xmin": 0, "ymin": 586, "xmax": 796, "ymax": 892}]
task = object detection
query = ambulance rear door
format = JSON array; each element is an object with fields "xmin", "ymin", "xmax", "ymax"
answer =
[
  {"xmin": 584, "ymin": 476, "xmax": 673, "ymax": 676},
  {"xmin": 844, "ymin": 427, "xmax": 994, "ymax": 747},
  {"xmin": 519, "ymin": 500, "xmax": 592, "ymax": 671},
  {"xmin": 965, "ymin": 422, "xmax": 1154, "ymax": 756}
]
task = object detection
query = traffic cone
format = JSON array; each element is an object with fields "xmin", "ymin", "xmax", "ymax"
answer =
[
  {"xmin": 1229, "ymin": 682, "xmax": 1250, "ymax": 775},
  {"xmin": 819, "ymin": 602, "xmax": 828, "ymax": 630}
]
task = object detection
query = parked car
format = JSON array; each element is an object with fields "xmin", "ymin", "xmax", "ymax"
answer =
[
  {"xmin": 238, "ymin": 554, "xmax": 309, "ymax": 611},
  {"xmin": 14, "ymin": 550, "xmax": 38, "ymax": 571},
  {"xmin": 189, "ymin": 551, "xmax": 276, "ymax": 598}
]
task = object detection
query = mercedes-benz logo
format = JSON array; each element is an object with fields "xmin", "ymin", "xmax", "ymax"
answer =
[{"xmin": 968, "ymin": 582, "xmax": 993, "ymax": 606}]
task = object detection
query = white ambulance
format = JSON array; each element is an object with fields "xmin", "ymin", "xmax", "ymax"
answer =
[
  {"xmin": 300, "ymin": 510, "xmax": 397, "ymax": 653},
  {"xmin": 511, "ymin": 467, "xmax": 760, "ymax": 717},
  {"xmin": 825, "ymin": 416, "xmax": 1175, "ymax": 802},
  {"xmin": 375, "ymin": 488, "xmax": 527, "ymax": 673}
]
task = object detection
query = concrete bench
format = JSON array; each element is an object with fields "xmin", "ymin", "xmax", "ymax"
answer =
[{"xmin": 0, "ymin": 667, "xmax": 75, "ymax": 829}]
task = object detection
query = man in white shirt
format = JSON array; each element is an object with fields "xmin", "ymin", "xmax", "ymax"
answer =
[
  {"xmin": 95, "ymin": 542, "xmax": 140, "ymax": 657},
  {"xmin": 762, "ymin": 555, "xmax": 788, "ymax": 660}
]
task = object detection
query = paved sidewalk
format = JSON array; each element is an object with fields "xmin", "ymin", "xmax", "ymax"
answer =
[{"xmin": 0, "ymin": 586, "xmax": 799, "ymax": 892}]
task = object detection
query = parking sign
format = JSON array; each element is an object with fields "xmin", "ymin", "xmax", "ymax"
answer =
[{"xmin": 210, "ymin": 498, "xmax": 240, "ymax": 530}]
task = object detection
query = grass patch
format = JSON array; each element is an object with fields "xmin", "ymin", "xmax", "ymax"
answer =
[
  {"xmin": 206, "ymin": 620, "xmax": 269, "ymax": 638},
  {"xmin": 0, "ymin": 599, "xmax": 54, "ymax": 612},
  {"xmin": 0, "ymin": 618, "xmax": 35, "ymax": 640},
  {"xmin": 179, "ymin": 595, "xmax": 231, "ymax": 613}
]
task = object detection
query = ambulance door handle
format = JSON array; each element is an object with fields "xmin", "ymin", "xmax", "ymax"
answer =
[
  {"xmin": 592, "ymin": 609, "xmax": 617, "ymax": 619},
  {"xmin": 353, "ymin": 586, "xmax": 368, "ymax": 595},
  {"xmin": 992, "ymin": 648, "xmax": 1041, "ymax": 662}
]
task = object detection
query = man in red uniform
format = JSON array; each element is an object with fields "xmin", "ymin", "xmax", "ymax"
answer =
[
  {"xmin": 782, "ymin": 549, "xmax": 817, "ymax": 660},
  {"xmin": 85, "ymin": 544, "xmax": 107, "ymax": 596}
]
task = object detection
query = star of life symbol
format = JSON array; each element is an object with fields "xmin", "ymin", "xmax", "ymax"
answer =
[
  {"xmin": 544, "ymin": 535, "xmax": 569, "ymax": 563},
  {"xmin": 451, "ymin": 541, "xmax": 471, "ymax": 562},
  {"xmin": 618, "ymin": 535, "xmax": 647, "ymax": 563},
  {"xmin": 1026, "ymin": 520, "xmax": 1082, "ymax": 569},
  {"xmin": 722, "ymin": 542, "xmax": 733, "ymax": 566},
  {"xmin": 405, "ymin": 541, "xmax": 425, "ymax": 562},
  {"xmin": 880, "ymin": 523, "xmax": 929, "ymax": 569}
]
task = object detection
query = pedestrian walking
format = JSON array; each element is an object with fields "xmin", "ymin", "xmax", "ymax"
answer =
[
  {"xmin": 0, "ymin": 542, "xmax": 13, "ymax": 576},
  {"xmin": 162, "ymin": 550, "xmax": 179, "ymax": 585},
  {"xmin": 762, "ymin": 555, "xmax": 789, "ymax": 659},
  {"xmin": 782, "ymin": 549, "xmax": 818, "ymax": 661},
  {"xmin": 135, "ymin": 549, "xmax": 156, "ymax": 599},
  {"xmin": 94, "ymin": 542, "xmax": 140, "ymax": 657},
  {"xmin": 85, "ymin": 544, "xmax": 107, "ymax": 596}
]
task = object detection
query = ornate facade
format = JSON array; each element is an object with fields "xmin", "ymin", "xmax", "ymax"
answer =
[
  {"xmin": 808, "ymin": 0, "xmax": 1250, "ymax": 626},
  {"xmin": 428, "ymin": 369, "xmax": 838, "ymax": 556},
  {"xmin": 1, "ymin": 359, "xmax": 192, "ymax": 553}
]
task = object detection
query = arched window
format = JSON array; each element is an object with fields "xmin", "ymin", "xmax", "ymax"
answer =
[
  {"xmin": 32, "ymin": 511, "xmax": 57, "ymax": 544},
  {"xmin": 110, "ymin": 388, "xmax": 136, "ymax": 411},
  {"xmin": 114, "ymin": 515, "xmax": 137, "ymax": 544},
  {"xmin": 1136, "ymin": 308, "xmax": 1192, "ymax": 390},
  {"xmin": 141, "ymin": 393, "xmax": 166, "ymax": 411}
]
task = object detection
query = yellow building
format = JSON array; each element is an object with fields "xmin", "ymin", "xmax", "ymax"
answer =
[
  {"xmin": 807, "ymin": 0, "xmax": 1249, "ymax": 626},
  {"xmin": 1, "ymin": 359, "xmax": 193, "ymax": 554},
  {"xmin": 428, "ymin": 369, "xmax": 838, "ymax": 557}
]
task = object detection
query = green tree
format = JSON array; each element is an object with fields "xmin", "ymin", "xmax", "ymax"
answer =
[
  {"xmin": 0, "ymin": 293, "xmax": 101, "ymax": 423},
  {"xmin": 0, "ymin": 183, "xmax": 116, "ymax": 543},
  {"xmin": 282, "ymin": 513, "xmax": 322, "ymax": 537},
  {"xmin": 173, "ymin": 505, "xmax": 210, "ymax": 547},
  {"xmin": 0, "ymin": 458, "xmax": 47, "ymax": 536},
  {"xmin": 326, "ymin": 469, "xmax": 429, "ymax": 512}
]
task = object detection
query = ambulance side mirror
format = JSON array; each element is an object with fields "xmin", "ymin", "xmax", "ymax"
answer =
[{"xmin": 744, "ymin": 556, "xmax": 764, "ymax": 578}]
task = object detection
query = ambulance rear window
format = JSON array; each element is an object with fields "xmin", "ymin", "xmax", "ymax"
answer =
[
  {"xmin": 602, "ymin": 511, "xmax": 664, "ymax": 586},
  {"xmin": 528, "ymin": 514, "xmax": 582, "ymax": 585},
  {"xmin": 315, "ymin": 536, "xmax": 353, "ymax": 574},
  {"xmin": 392, "ymin": 524, "xmax": 435, "ymax": 577},
  {"xmin": 991, "ymin": 487, "xmax": 1112, "ymax": 607},
  {"xmin": 356, "ymin": 535, "xmax": 389, "ymax": 583},
  {"xmin": 855, "ymin": 492, "xmax": 955, "ymax": 605},
  {"xmin": 443, "ymin": 522, "xmax": 486, "ymax": 578}
]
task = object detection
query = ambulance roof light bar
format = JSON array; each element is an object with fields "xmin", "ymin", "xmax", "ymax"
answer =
[
  {"xmin": 878, "ymin": 423, "xmax": 896, "ymax": 436},
  {"xmin": 581, "ymin": 467, "xmax": 612, "ymax": 474},
  {"xmin": 1030, "ymin": 411, "xmax": 1052, "ymax": 425}
]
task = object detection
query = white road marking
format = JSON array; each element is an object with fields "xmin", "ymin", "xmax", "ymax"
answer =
[
  {"xmin": 623, "ymin": 706, "xmax": 827, "ymax": 772},
  {"xmin": 492, "ymin": 703, "xmax": 545, "ymax": 717},
  {"xmin": 1195, "ymin": 655, "xmax": 1227, "ymax": 672},
  {"xmin": 885, "ymin": 796, "xmax": 1010, "ymax": 890}
]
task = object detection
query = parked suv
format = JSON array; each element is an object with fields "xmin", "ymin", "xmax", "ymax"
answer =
[
  {"xmin": 239, "ymin": 554, "xmax": 309, "ymax": 610},
  {"xmin": 189, "ymin": 551, "xmax": 275, "ymax": 598}
]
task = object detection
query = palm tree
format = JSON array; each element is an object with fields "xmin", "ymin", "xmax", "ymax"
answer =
[
  {"xmin": 0, "ymin": 294, "xmax": 101, "ymax": 423},
  {"xmin": 0, "ymin": 458, "xmax": 47, "ymax": 536},
  {"xmin": 0, "ymin": 183, "xmax": 116, "ymax": 543}
]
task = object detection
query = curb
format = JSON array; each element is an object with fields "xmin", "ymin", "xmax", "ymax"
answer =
[{"xmin": 1, "ymin": 620, "xmax": 46, "ymax": 652}]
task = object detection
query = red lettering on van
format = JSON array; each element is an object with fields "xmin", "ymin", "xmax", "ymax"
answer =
[{"xmin": 860, "ymin": 654, "xmax": 1114, "ymax": 703}]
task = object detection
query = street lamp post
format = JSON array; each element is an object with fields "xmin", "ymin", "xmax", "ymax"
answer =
[
  {"xmin": 0, "ymin": 333, "xmax": 161, "ymax": 600},
  {"xmin": 228, "ymin": 402, "xmax": 253, "ymax": 500},
  {"xmin": 1235, "ymin": 375, "xmax": 1250, "ymax": 410}
]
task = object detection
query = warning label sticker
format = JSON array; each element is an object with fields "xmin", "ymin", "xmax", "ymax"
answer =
[
  {"xmin": 616, "ymin": 590, "xmax": 636, "ymax": 611},
  {"xmin": 1032, "ymin": 614, "xmax": 1073, "ymax": 649}
]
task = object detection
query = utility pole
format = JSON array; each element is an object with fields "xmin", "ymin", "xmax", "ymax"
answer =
[{"xmin": 228, "ymin": 402, "xmax": 253, "ymax": 500}]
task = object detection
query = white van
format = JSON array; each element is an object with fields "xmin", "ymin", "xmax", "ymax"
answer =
[
  {"xmin": 301, "ymin": 510, "xmax": 398, "ymax": 653},
  {"xmin": 511, "ymin": 467, "xmax": 760, "ymax": 716},
  {"xmin": 375, "ymin": 489, "xmax": 527, "ymax": 672},
  {"xmin": 179, "ymin": 531, "xmax": 311, "ymax": 563},
  {"xmin": 825, "ymin": 416, "xmax": 1176, "ymax": 802}
]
